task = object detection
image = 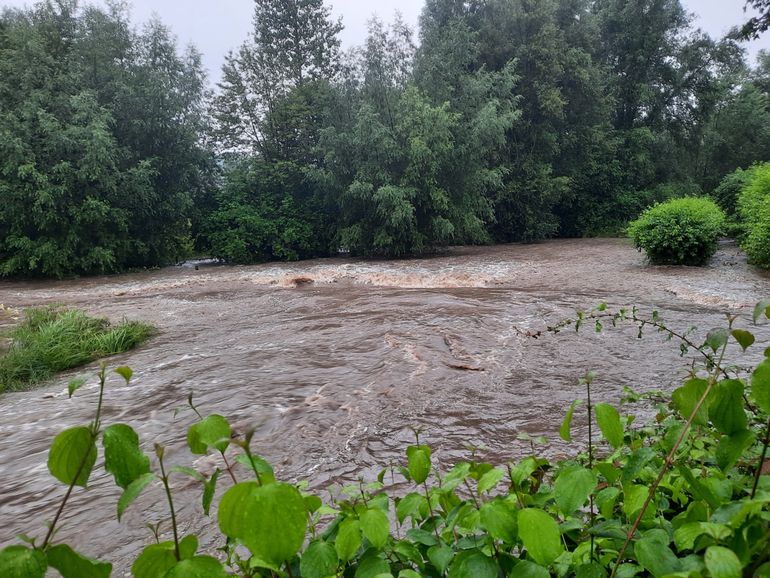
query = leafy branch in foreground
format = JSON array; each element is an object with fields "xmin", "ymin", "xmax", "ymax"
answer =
[{"xmin": 1, "ymin": 301, "xmax": 770, "ymax": 577}]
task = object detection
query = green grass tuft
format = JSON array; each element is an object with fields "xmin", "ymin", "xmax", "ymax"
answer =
[{"xmin": 0, "ymin": 307, "xmax": 154, "ymax": 393}]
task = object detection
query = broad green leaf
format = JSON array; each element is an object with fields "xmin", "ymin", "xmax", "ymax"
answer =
[
  {"xmin": 634, "ymin": 532, "xmax": 681, "ymax": 577},
  {"xmin": 479, "ymin": 499, "xmax": 518, "ymax": 543},
  {"xmin": 595, "ymin": 403, "xmax": 623, "ymax": 448},
  {"xmin": 623, "ymin": 484, "xmax": 651, "ymax": 520},
  {"xmin": 399, "ymin": 571, "xmax": 422, "ymax": 578},
  {"xmin": 103, "ymin": 424, "xmax": 150, "ymax": 489},
  {"xmin": 335, "ymin": 518, "xmax": 362, "ymax": 562},
  {"xmin": 406, "ymin": 445, "xmax": 431, "ymax": 484},
  {"xmin": 396, "ymin": 492, "xmax": 424, "ymax": 524},
  {"xmin": 674, "ymin": 523, "xmax": 731, "ymax": 552},
  {"xmin": 704, "ymin": 546, "xmax": 742, "ymax": 578},
  {"xmin": 753, "ymin": 300, "xmax": 770, "ymax": 324},
  {"xmin": 114, "ymin": 366, "xmax": 133, "ymax": 383},
  {"xmin": 731, "ymin": 329, "xmax": 755, "ymax": 351},
  {"xmin": 235, "ymin": 454, "xmax": 276, "ymax": 485},
  {"xmin": 671, "ymin": 378, "xmax": 710, "ymax": 426},
  {"xmin": 716, "ymin": 430, "xmax": 756, "ymax": 472},
  {"xmin": 752, "ymin": 359, "xmax": 770, "ymax": 415},
  {"xmin": 442, "ymin": 462, "xmax": 471, "ymax": 491},
  {"xmin": 354, "ymin": 554, "xmax": 390, "ymax": 578},
  {"xmin": 554, "ymin": 465, "xmax": 596, "ymax": 515},
  {"xmin": 477, "ymin": 467, "xmax": 504, "ymax": 493},
  {"xmin": 131, "ymin": 542, "xmax": 178, "ymax": 578},
  {"xmin": 360, "ymin": 508, "xmax": 390, "ymax": 548},
  {"xmin": 0, "ymin": 545, "xmax": 47, "ymax": 578},
  {"xmin": 560, "ymin": 400, "xmax": 582, "ymax": 442},
  {"xmin": 621, "ymin": 447, "xmax": 656, "ymax": 484},
  {"xmin": 67, "ymin": 376, "xmax": 86, "ymax": 398},
  {"xmin": 46, "ymin": 544, "xmax": 111, "ymax": 578},
  {"xmin": 596, "ymin": 487, "xmax": 620, "ymax": 519},
  {"xmin": 710, "ymin": 380, "xmax": 747, "ymax": 434},
  {"xmin": 427, "ymin": 545, "xmax": 454, "ymax": 574},
  {"xmin": 118, "ymin": 472, "xmax": 156, "ymax": 521},
  {"xmin": 576, "ymin": 562, "xmax": 608, "ymax": 578},
  {"xmin": 164, "ymin": 556, "xmax": 229, "ymax": 577},
  {"xmin": 300, "ymin": 541, "xmax": 338, "ymax": 578},
  {"xmin": 510, "ymin": 560, "xmax": 551, "ymax": 578},
  {"xmin": 202, "ymin": 469, "xmax": 220, "ymax": 516},
  {"xmin": 705, "ymin": 328, "xmax": 730, "ymax": 352},
  {"xmin": 447, "ymin": 550, "xmax": 497, "ymax": 578},
  {"xmin": 48, "ymin": 426, "xmax": 96, "ymax": 488},
  {"xmin": 518, "ymin": 508, "xmax": 563, "ymax": 566},
  {"xmin": 218, "ymin": 481, "xmax": 306, "ymax": 566},
  {"xmin": 187, "ymin": 415, "xmax": 231, "ymax": 454}
]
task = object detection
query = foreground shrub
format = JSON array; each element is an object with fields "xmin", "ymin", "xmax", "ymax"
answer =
[
  {"xmin": 0, "ymin": 307, "xmax": 153, "ymax": 392},
  {"xmin": 738, "ymin": 163, "xmax": 770, "ymax": 268},
  {"xmin": 628, "ymin": 197, "xmax": 725, "ymax": 265},
  {"xmin": 1, "ymin": 302, "xmax": 770, "ymax": 577}
]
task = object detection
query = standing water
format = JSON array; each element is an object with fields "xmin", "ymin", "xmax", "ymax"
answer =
[{"xmin": 1, "ymin": 238, "xmax": 769, "ymax": 574}]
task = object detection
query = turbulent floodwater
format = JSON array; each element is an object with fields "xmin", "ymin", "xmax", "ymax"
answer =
[{"xmin": 1, "ymin": 238, "xmax": 769, "ymax": 574}]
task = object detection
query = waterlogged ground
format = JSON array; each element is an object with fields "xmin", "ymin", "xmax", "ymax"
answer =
[{"xmin": 1, "ymin": 238, "xmax": 769, "ymax": 574}]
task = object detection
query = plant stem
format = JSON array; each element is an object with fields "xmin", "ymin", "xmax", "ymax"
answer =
[
  {"xmin": 751, "ymin": 417, "xmax": 770, "ymax": 498},
  {"xmin": 158, "ymin": 452, "xmax": 181, "ymax": 561},
  {"xmin": 586, "ymin": 375, "xmax": 596, "ymax": 562},
  {"xmin": 242, "ymin": 442, "xmax": 263, "ymax": 485},
  {"xmin": 221, "ymin": 452, "xmax": 238, "ymax": 485}
]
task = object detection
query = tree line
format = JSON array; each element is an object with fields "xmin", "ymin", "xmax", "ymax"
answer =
[{"xmin": 1, "ymin": 0, "xmax": 769, "ymax": 276}]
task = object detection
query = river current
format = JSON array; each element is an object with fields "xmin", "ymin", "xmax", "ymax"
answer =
[{"xmin": 1, "ymin": 238, "xmax": 769, "ymax": 574}]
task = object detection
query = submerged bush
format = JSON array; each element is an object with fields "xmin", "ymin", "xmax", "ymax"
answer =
[
  {"xmin": 0, "ymin": 307, "xmax": 153, "ymax": 392},
  {"xmin": 628, "ymin": 197, "xmax": 725, "ymax": 265},
  {"xmin": 738, "ymin": 163, "xmax": 770, "ymax": 269}
]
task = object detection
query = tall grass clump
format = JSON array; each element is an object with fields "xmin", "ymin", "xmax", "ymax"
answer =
[
  {"xmin": 628, "ymin": 197, "xmax": 725, "ymax": 265},
  {"xmin": 738, "ymin": 162, "xmax": 770, "ymax": 268},
  {"xmin": 0, "ymin": 307, "xmax": 153, "ymax": 392}
]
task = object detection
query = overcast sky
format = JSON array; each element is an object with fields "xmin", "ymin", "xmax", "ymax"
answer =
[{"xmin": 2, "ymin": 0, "xmax": 768, "ymax": 83}]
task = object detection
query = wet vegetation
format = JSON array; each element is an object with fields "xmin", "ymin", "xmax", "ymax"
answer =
[
  {"xmin": 0, "ymin": 307, "xmax": 153, "ymax": 393},
  {"xmin": 0, "ymin": 0, "xmax": 769, "ymax": 275},
  {"xmin": 1, "ymin": 303, "xmax": 770, "ymax": 576}
]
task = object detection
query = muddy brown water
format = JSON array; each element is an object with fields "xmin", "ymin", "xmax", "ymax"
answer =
[{"xmin": 1, "ymin": 238, "xmax": 769, "ymax": 574}]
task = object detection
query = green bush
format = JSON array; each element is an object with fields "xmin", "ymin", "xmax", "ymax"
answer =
[
  {"xmin": 627, "ymin": 197, "xmax": 725, "ymax": 265},
  {"xmin": 711, "ymin": 167, "xmax": 752, "ymax": 217},
  {"xmin": 0, "ymin": 307, "xmax": 153, "ymax": 392},
  {"xmin": 738, "ymin": 163, "xmax": 770, "ymax": 268}
]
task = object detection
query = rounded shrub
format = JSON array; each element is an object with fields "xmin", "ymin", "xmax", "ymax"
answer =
[
  {"xmin": 627, "ymin": 197, "xmax": 726, "ymax": 265},
  {"xmin": 737, "ymin": 163, "xmax": 770, "ymax": 269}
]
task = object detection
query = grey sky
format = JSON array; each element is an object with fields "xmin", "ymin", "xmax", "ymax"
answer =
[{"xmin": 1, "ymin": 0, "xmax": 768, "ymax": 83}]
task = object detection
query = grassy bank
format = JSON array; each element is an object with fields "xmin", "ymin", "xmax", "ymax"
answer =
[{"xmin": 0, "ymin": 307, "xmax": 154, "ymax": 393}]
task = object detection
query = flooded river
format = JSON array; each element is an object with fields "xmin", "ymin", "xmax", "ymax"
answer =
[{"xmin": 1, "ymin": 238, "xmax": 769, "ymax": 573}]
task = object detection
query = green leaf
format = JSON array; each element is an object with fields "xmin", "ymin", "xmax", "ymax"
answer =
[
  {"xmin": 554, "ymin": 465, "xmax": 597, "ymax": 515},
  {"xmin": 131, "ymin": 542, "xmax": 178, "ymax": 578},
  {"xmin": 479, "ymin": 499, "xmax": 518, "ymax": 543},
  {"xmin": 595, "ymin": 403, "xmax": 623, "ymax": 448},
  {"xmin": 716, "ymin": 430, "xmax": 756, "ymax": 472},
  {"xmin": 427, "ymin": 545, "xmax": 454, "ymax": 574},
  {"xmin": 45, "ymin": 545, "xmax": 111, "ymax": 578},
  {"xmin": 399, "ymin": 570, "xmax": 422, "ymax": 578},
  {"xmin": 163, "ymin": 556, "xmax": 229, "ymax": 577},
  {"xmin": 360, "ymin": 508, "xmax": 390, "ymax": 549},
  {"xmin": 118, "ymin": 472, "xmax": 156, "ymax": 521},
  {"xmin": 334, "ymin": 518, "xmax": 362, "ymax": 562},
  {"xmin": 731, "ymin": 329, "xmax": 755, "ymax": 351},
  {"xmin": 396, "ymin": 492, "xmax": 425, "ymax": 524},
  {"xmin": 518, "ymin": 508, "xmax": 563, "ymax": 566},
  {"xmin": 753, "ymin": 300, "xmax": 770, "ymax": 324},
  {"xmin": 68, "ymin": 376, "xmax": 87, "ymax": 398},
  {"xmin": 634, "ymin": 532, "xmax": 681, "ymax": 577},
  {"xmin": 48, "ymin": 426, "xmax": 97, "ymax": 488},
  {"xmin": 510, "ymin": 560, "xmax": 551, "ymax": 578},
  {"xmin": 406, "ymin": 445, "xmax": 431, "ymax": 484},
  {"xmin": 477, "ymin": 467, "xmax": 504, "ymax": 493},
  {"xmin": 710, "ymin": 380, "xmax": 747, "ymax": 435},
  {"xmin": 234, "ymin": 454, "xmax": 276, "ymax": 484},
  {"xmin": 202, "ymin": 469, "xmax": 220, "ymax": 516},
  {"xmin": 218, "ymin": 481, "xmax": 307, "ymax": 566},
  {"xmin": 705, "ymin": 328, "xmax": 730, "ymax": 352},
  {"xmin": 114, "ymin": 366, "xmax": 133, "ymax": 383},
  {"xmin": 187, "ymin": 415, "xmax": 231, "ymax": 454},
  {"xmin": 560, "ymin": 400, "xmax": 582, "ymax": 442},
  {"xmin": 103, "ymin": 424, "xmax": 150, "ymax": 489},
  {"xmin": 0, "ymin": 545, "xmax": 47, "ymax": 578},
  {"xmin": 671, "ymin": 378, "xmax": 710, "ymax": 426},
  {"xmin": 447, "ymin": 550, "xmax": 497, "ymax": 578},
  {"xmin": 704, "ymin": 546, "xmax": 742, "ymax": 578},
  {"xmin": 354, "ymin": 554, "xmax": 390, "ymax": 578},
  {"xmin": 752, "ymin": 359, "xmax": 770, "ymax": 415},
  {"xmin": 301, "ymin": 541, "xmax": 338, "ymax": 578}
]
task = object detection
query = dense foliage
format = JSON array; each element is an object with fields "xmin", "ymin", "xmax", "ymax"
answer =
[
  {"xmin": 1, "ymin": 0, "xmax": 769, "ymax": 272},
  {"xmin": 738, "ymin": 163, "xmax": 770, "ymax": 268},
  {"xmin": 1, "ymin": 302, "xmax": 770, "ymax": 577},
  {"xmin": 0, "ymin": 307, "xmax": 153, "ymax": 393},
  {"xmin": 627, "ymin": 198, "xmax": 726, "ymax": 266}
]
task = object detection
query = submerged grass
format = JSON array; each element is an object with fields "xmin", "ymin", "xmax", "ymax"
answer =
[{"xmin": 0, "ymin": 307, "xmax": 154, "ymax": 393}]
